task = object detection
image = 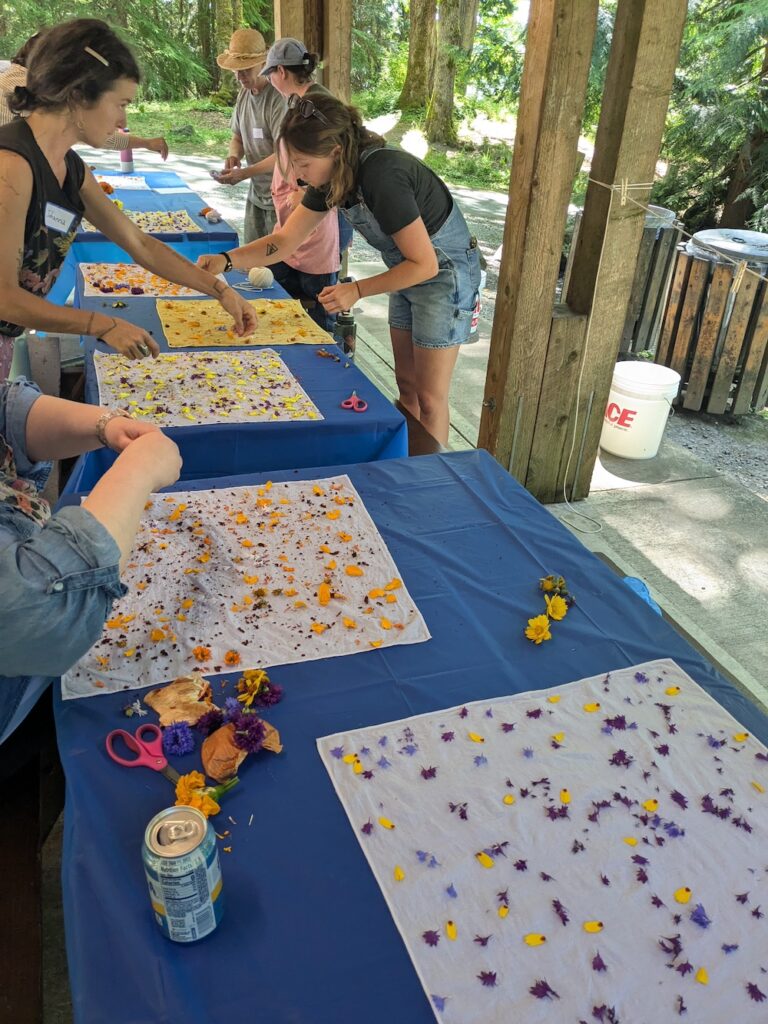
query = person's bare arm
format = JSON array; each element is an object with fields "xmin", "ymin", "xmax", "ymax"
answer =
[
  {"xmin": 318, "ymin": 216, "xmax": 438, "ymax": 313},
  {"xmin": 25, "ymin": 394, "xmax": 160, "ymax": 462},
  {"xmin": 198, "ymin": 204, "xmax": 326, "ymax": 274},
  {"xmin": 80, "ymin": 168, "xmax": 256, "ymax": 336}
]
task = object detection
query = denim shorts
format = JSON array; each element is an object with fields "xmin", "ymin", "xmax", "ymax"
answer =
[{"xmin": 388, "ymin": 242, "xmax": 482, "ymax": 349}]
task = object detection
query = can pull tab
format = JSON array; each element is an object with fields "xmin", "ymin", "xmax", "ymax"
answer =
[{"xmin": 159, "ymin": 820, "xmax": 197, "ymax": 845}]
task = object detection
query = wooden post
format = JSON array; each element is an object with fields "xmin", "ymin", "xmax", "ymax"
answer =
[
  {"xmin": 477, "ymin": 0, "xmax": 599, "ymax": 479},
  {"xmin": 324, "ymin": 0, "xmax": 352, "ymax": 102},
  {"xmin": 273, "ymin": 0, "xmax": 351, "ymax": 100},
  {"xmin": 565, "ymin": 0, "xmax": 687, "ymax": 497}
]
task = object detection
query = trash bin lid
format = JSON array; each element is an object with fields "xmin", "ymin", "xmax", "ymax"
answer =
[
  {"xmin": 645, "ymin": 205, "xmax": 676, "ymax": 228},
  {"xmin": 689, "ymin": 228, "xmax": 768, "ymax": 265}
]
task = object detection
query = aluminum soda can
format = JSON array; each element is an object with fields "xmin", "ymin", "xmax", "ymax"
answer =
[{"xmin": 142, "ymin": 805, "xmax": 223, "ymax": 942}]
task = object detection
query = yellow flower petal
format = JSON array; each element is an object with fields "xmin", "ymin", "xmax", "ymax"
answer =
[
  {"xmin": 583, "ymin": 920, "xmax": 603, "ymax": 933},
  {"xmin": 445, "ymin": 920, "xmax": 457, "ymax": 940},
  {"xmin": 378, "ymin": 816, "xmax": 395, "ymax": 830},
  {"xmin": 393, "ymin": 865, "xmax": 405, "ymax": 882},
  {"xmin": 345, "ymin": 565, "xmax": 364, "ymax": 577},
  {"xmin": 695, "ymin": 967, "xmax": 708, "ymax": 985},
  {"xmin": 674, "ymin": 886, "xmax": 692, "ymax": 904},
  {"xmin": 475, "ymin": 851, "xmax": 494, "ymax": 868},
  {"xmin": 524, "ymin": 933, "xmax": 547, "ymax": 946}
]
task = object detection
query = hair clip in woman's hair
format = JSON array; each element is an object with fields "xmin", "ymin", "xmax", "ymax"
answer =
[{"xmin": 84, "ymin": 45, "xmax": 110, "ymax": 67}]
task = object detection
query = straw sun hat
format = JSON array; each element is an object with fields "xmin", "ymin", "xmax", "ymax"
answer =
[{"xmin": 216, "ymin": 28, "xmax": 268, "ymax": 71}]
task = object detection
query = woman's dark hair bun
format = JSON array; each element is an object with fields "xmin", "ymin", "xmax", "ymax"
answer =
[{"xmin": 8, "ymin": 85, "xmax": 37, "ymax": 115}]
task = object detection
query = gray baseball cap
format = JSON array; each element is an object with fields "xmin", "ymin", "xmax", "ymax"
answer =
[{"xmin": 260, "ymin": 37, "xmax": 310, "ymax": 76}]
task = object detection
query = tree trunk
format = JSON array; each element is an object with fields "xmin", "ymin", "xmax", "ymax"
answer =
[
  {"xmin": 397, "ymin": 0, "xmax": 437, "ymax": 112},
  {"xmin": 232, "ymin": 0, "xmax": 243, "ymax": 30},
  {"xmin": 198, "ymin": 0, "xmax": 216, "ymax": 92},
  {"xmin": 425, "ymin": 0, "xmax": 463, "ymax": 144},
  {"xmin": 461, "ymin": 0, "xmax": 480, "ymax": 52},
  {"xmin": 719, "ymin": 40, "xmax": 768, "ymax": 229}
]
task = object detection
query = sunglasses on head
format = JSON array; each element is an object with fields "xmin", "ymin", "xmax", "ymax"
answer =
[{"xmin": 287, "ymin": 93, "xmax": 330, "ymax": 126}]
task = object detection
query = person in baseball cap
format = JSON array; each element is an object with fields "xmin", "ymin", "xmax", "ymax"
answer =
[
  {"xmin": 214, "ymin": 29, "xmax": 285, "ymax": 242},
  {"xmin": 260, "ymin": 37, "xmax": 317, "ymax": 78}
]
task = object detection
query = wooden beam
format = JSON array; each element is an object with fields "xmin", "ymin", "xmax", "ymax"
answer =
[
  {"xmin": 477, "ymin": 0, "xmax": 598, "ymax": 480},
  {"xmin": 324, "ymin": 0, "xmax": 352, "ymax": 102},
  {"xmin": 273, "ymin": 0, "xmax": 351, "ymax": 100},
  {"xmin": 565, "ymin": 0, "xmax": 688, "ymax": 497}
]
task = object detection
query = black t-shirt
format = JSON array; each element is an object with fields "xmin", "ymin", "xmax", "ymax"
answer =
[
  {"xmin": 302, "ymin": 147, "xmax": 453, "ymax": 237},
  {"xmin": 0, "ymin": 119, "xmax": 85, "ymax": 336}
]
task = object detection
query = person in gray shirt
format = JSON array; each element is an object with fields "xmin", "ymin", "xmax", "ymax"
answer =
[{"xmin": 215, "ymin": 29, "xmax": 287, "ymax": 243}]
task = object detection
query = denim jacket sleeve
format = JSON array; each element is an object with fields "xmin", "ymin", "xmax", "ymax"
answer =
[
  {"xmin": 0, "ymin": 377, "xmax": 53, "ymax": 491},
  {"xmin": 0, "ymin": 505, "xmax": 128, "ymax": 677}
]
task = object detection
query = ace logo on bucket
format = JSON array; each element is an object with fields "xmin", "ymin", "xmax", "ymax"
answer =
[{"xmin": 604, "ymin": 401, "xmax": 637, "ymax": 429}]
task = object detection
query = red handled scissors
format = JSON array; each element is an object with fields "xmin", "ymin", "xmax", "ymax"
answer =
[
  {"xmin": 105, "ymin": 723, "xmax": 180, "ymax": 784},
  {"xmin": 340, "ymin": 390, "xmax": 368, "ymax": 413}
]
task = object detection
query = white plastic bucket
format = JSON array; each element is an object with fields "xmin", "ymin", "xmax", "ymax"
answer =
[{"xmin": 599, "ymin": 361, "xmax": 681, "ymax": 460}]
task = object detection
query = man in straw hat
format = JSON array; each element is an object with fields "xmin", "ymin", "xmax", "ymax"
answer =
[{"xmin": 215, "ymin": 28, "xmax": 286, "ymax": 242}]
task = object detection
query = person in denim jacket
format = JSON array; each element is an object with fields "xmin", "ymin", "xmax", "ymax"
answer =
[{"xmin": 0, "ymin": 378, "xmax": 181, "ymax": 743}]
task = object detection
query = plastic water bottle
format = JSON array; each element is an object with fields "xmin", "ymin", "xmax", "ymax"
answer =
[
  {"xmin": 333, "ymin": 277, "xmax": 357, "ymax": 358},
  {"xmin": 119, "ymin": 129, "xmax": 134, "ymax": 173}
]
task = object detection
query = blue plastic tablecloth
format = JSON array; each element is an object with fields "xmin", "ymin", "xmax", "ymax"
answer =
[
  {"xmin": 63, "ymin": 277, "xmax": 407, "ymax": 488},
  {"xmin": 53, "ymin": 450, "xmax": 768, "ymax": 1024},
  {"xmin": 78, "ymin": 168, "xmax": 238, "ymax": 243},
  {"xmin": 46, "ymin": 168, "xmax": 238, "ymax": 306}
]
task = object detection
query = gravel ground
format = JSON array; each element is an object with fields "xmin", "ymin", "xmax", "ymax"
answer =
[{"xmin": 665, "ymin": 408, "xmax": 768, "ymax": 500}]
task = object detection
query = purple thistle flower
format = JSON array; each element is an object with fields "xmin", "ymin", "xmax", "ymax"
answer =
[
  {"xmin": 526, "ymin": 708, "xmax": 543, "ymax": 719},
  {"xmin": 751, "ymin": 905, "xmax": 764, "ymax": 919},
  {"xmin": 651, "ymin": 894, "xmax": 665, "ymax": 908},
  {"xmin": 603, "ymin": 715, "xmax": 628, "ymax": 730},
  {"xmin": 706, "ymin": 734, "xmax": 726, "ymax": 748},
  {"xmin": 458, "ymin": 707, "xmax": 469, "ymax": 719},
  {"xmin": 735, "ymin": 892, "xmax": 749, "ymax": 904},
  {"xmin": 449, "ymin": 801, "xmax": 468, "ymax": 821},
  {"xmin": 485, "ymin": 708, "xmax": 494, "ymax": 718},
  {"xmin": 162, "ymin": 721, "xmax": 195, "ymax": 757},
  {"xmin": 446, "ymin": 883, "xmax": 458, "ymax": 898},
  {"xmin": 592, "ymin": 1005, "xmax": 620, "ymax": 1023},
  {"xmin": 230, "ymin": 710, "xmax": 266, "ymax": 753},
  {"xmin": 600, "ymin": 874, "xmax": 611, "ymax": 887},
  {"xmin": 422, "ymin": 930, "xmax": 440, "ymax": 947},
  {"xmin": 223, "ymin": 696, "xmax": 241, "ymax": 722},
  {"xmin": 552, "ymin": 899, "xmax": 569, "ymax": 925},
  {"xmin": 676, "ymin": 998, "xmax": 686, "ymax": 1017},
  {"xmin": 529, "ymin": 978, "xmax": 559, "ymax": 1000},
  {"xmin": 592, "ymin": 952, "xmax": 607, "ymax": 972},
  {"xmin": 631, "ymin": 854, "xmax": 649, "ymax": 865},
  {"xmin": 701, "ymin": 794, "xmax": 731, "ymax": 819},
  {"xmin": 441, "ymin": 731, "xmax": 455, "ymax": 742},
  {"xmin": 377, "ymin": 756, "xmax": 392, "ymax": 769},
  {"xmin": 721, "ymin": 943, "xmax": 739, "ymax": 953},
  {"xmin": 251, "ymin": 680, "xmax": 283, "ymax": 708},
  {"xmin": 670, "ymin": 789, "xmax": 688, "ymax": 809},
  {"xmin": 609, "ymin": 749, "xmax": 634, "ymax": 768},
  {"xmin": 421, "ymin": 765, "xmax": 438, "ymax": 779},
  {"xmin": 523, "ymin": 747, "xmax": 534, "ymax": 759},
  {"xmin": 330, "ymin": 745, "xmax": 344, "ymax": 759},
  {"xmin": 636, "ymin": 868, "xmax": 649, "ymax": 884},
  {"xmin": 675, "ymin": 961, "xmax": 694, "ymax": 976},
  {"xmin": 501, "ymin": 722, "xmax": 516, "ymax": 733},
  {"xmin": 478, "ymin": 971, "xmax": 497, "ymax": 987},
  {"xmin": 378, "ymin": 735, "xmax": 388, "ymax": 747},
  {"xmin": 747, "ymin": 982, "xmax": 766, "ymax": 1003},
  {"xmin": 474, "ymin": 934, "xmax": 492, "ymax": 946},
  {"xmin": 540, "ymin": 871, "xmax": 554, "ymax": 882},
  {"xmin": 514, "ymin": 859, "xmax": 527, "ymax": 872},
  {"xmin": 690, "ymin": 904, "xmax": 711, "ymax": 928},
  {"xmin": 473, "ymin": 754, "xmax": 488, "ymax": 767},
  {"xmin": 634, "ymin": 671, "xmax": 649, "ymax": 683},
  {"xmin": 360, "ymin": 820, "xmax": 374, "ymax": 835},
  {"xmin": 732, "ymin": 815, "xmax": 753, "ymax": 833},
  {"xmin": 401, "ymin": 743, "xmax": 418, "ymax": 756},
  {"xmin": 195, "ymin": 708, "xmax": 224, "ymax": 737},
  {"xmin": 659, "ymin": 934, "xmax": 682, "ymax": 959}
]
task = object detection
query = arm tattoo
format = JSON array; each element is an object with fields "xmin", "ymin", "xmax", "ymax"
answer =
[{"xmin": 265, "ymin": 242, "xmax": 278, "ymax": 256}]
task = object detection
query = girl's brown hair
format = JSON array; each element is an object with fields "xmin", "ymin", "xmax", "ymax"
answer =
[
  {"xmin": 278, "ymin": 92, "xmax": 385, "ymax": 208},
  {"xmin": 9, "ymin": 19, "xmax": 140, "ymax": 116}
]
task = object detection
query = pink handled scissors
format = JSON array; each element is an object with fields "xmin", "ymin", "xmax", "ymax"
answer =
[
  {"xmin": 340, "ymin": 390, "xmax": 368, "ymax": 413},
  {"xmin": 105, "ymin": 723, "xmax": 180, "ymax": 784}
]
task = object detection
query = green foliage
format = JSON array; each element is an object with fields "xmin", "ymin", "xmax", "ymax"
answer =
[
  {"xmin": 424, "ymin": 139, "xmax": 513, "ymax": 191},
  {"xmin": 465, "ymin": 0, "xmax": 524, "ymax": 105},
  {"xmin": 652, "ymin": 0, "xmax": 768, "ymax": 231},
  {"xmin": 351, "ymin": 0, "xmax": 408, "ymax": 93}
]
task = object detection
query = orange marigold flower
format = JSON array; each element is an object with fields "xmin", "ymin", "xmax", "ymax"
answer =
[
  {"xmin": 224, "ymin": 650, "xmax": 241, "ymax": 666},
  {"xmin": 192, "ymin": 645, "xmax": 211, "ymax": 662},
  {"xmin": 345, "ymin": 565, "xmax": 364, "ymax": 577}
]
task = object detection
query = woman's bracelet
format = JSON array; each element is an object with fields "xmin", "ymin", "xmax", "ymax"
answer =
[
  {"xmin": 95, "ymin": 407, "xmax": 132, "ymax": 449},
  {"xmin": 99, "ymin": 317, "xmax": 118, "ymax": 339},
  {"xmin": 355, "ymin": 281, "xmax": 362, "ymax": 300}
]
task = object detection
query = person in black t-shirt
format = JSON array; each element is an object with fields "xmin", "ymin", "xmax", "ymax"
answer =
[
  {"xmin": 0, "ymin": 18, "xmax": 256, "ymax": 380},
  {"xmin": 198, "ymin": 92, "xmax": 481, "ymax": 446}
]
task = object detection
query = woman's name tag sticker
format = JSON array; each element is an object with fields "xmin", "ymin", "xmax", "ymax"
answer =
[
  {"xmin": 44, "ymin": 203, "xmax": 76, "ymax": 233},
  {"xmin": 252, "ymin": 127, "xmax": 264, "ymax": 140}
]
